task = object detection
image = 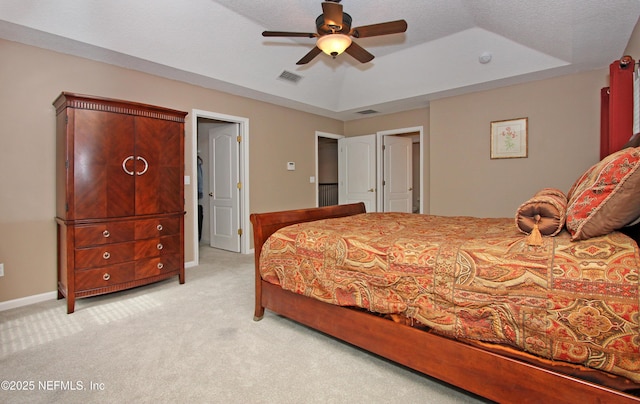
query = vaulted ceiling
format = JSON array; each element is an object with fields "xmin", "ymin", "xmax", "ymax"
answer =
[{"xmin": 1, "ymin": 0, "xmax": 639, "ymax": 120}]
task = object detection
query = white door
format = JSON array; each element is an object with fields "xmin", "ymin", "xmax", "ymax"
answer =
[
  {"xmin": 383, "ymin": 136, "xmax": 413, "ymax": 212},
  {"xmin": 338, "ymin": 135, "xmax": 376, "ymax": 212},
  {"xmin": 208, "ymin": 124, "xmax": 240, "ymax": 252}
]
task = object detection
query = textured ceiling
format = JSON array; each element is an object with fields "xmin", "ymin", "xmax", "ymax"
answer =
[{"xmin": 1, "ymin": 0, "xmax": 639, "ymax": 120}]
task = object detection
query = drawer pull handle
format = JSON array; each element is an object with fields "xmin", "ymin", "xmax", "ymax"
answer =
[
  {"xmin": 157, "ymin": 224, "xmax": 163, "ymax": 231},
  {"xmin": 103, "ymin": 252, "xmax": 111, "ymax": 259},
  {"xmin": 103, "ymin": 230, "xmax": 110, "ymax": 238},
  {"xmin": 103, "ymin": 273, "xmax": 111, "ymax": 281},
  {"xmin": 157, "ymin": 243, "xmax": 163, "ymax": 250},
  {"xmin": 157, "ymin": 263, "xmax": 164, "ymax": 270}
]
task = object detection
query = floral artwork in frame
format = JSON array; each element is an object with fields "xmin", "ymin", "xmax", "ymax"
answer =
[{"xmin": 490, "ymin": 118, "xmax": 528, "ymax": 159}]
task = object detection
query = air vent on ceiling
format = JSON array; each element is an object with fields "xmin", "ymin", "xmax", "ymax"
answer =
[
  {"xmin": 278, "ymin": 70, "xmax": 303, "ymax": 83},
  {"xmin": 356, "ymin": 109, "xmax": 379, "ymax": 115}
]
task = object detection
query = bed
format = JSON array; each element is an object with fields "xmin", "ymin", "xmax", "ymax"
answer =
[{"xmin": 250, "ymin": 146, "xmax": 640, "ymax": 403}]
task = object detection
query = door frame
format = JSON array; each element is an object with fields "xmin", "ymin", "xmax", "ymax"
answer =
[
  {"xmin": 377, "ymin": 126, "xmax": 424, "ymax": 213},
  {"xmin": 190, "ymin": 109, "xmax": 250, "ymax": 267},
  {"xmin": 315, "ymin": 131, "xmax": 343, "ymax": 207}
]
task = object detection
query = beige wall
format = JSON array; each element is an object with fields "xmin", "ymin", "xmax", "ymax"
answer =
[
  {"xmin": 423, "ymin": 13, "xmax": 640, "ymax": 219},
  {"xmin": 0, "ymin": 38, "xmax": 342, "ymax": 303},
  {"xmin": 429, "ymin": 69, "xmax": 607, "ymax": 217}
]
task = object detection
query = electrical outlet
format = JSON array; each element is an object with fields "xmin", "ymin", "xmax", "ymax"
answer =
[{"xmin": 0, "ymin": 263, "xmax": 4, "ymax": 277}]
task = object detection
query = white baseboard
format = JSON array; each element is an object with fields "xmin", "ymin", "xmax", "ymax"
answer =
[{"xmin": 0, "ymin": 291, "xmax": 58, "ymax": 312}]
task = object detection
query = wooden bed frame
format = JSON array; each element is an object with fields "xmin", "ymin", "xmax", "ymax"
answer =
[{"xmin": 250, "ymin": 203, "xmax": 640, "ymax": 403}]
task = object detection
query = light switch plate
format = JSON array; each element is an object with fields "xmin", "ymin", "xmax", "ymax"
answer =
[{"xmin": 287, "ymin": 162, "xmax": 295, "ymax": 171}]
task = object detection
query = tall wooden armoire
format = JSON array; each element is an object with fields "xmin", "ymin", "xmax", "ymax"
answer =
[{"xmin": 54, "ymin": 93, "xmax": 187, "ymax": 313}]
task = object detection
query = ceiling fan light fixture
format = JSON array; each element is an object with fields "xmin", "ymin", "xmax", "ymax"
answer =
[{"xmin": 317, "ymin": 34, "xmax": 352, "ymax": 57}]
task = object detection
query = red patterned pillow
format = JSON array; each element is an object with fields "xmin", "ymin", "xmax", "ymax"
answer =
[{"xmin": 566, "ymin": 147, "xmax": 640, "ymax": 240}]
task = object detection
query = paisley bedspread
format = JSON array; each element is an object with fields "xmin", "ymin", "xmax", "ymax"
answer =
[{"xmin": 259, "ymin": 212, "xmax": 640, "ymax": 382}]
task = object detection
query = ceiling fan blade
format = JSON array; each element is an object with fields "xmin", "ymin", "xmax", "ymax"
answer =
[
  {"xmin": 351, "ymin": 20, "xmax": 408, "ymax": 38},
  {"xmin": 296, "ymin": 46, "xmax": 323, "ymax": 65},
  {"xmin": 322, "ymin": 1, "xmax": 343, "ymax": 30},
  {"xmin": 345, "ymin": 42, "xmax": 374, "ymax": 63},
  {"xmin": 263, "ymin": 31, "xmax": 317, "ymax": 38}
]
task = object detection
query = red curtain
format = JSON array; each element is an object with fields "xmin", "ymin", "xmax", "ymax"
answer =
[{"xmin": 601, "ymin": 57, "xmax": 635, "ymax": 159}]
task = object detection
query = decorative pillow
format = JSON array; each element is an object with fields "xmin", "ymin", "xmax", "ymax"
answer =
[
  {"xmin": 566, "ymin": 147, "xmax": 640, "ymax": 240},
  {"xmin": 515, "ymin": 188, "xmax": 567, "ymax": 241}
]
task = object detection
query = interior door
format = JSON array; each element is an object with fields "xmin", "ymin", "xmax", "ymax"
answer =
[
  {"xmin": 208, "ymin": 123, "xmax": 240, "ymax": 252},
  {"xmin": 383, "ymin": 136, "xmax": 413, "ymax": 212},
  {"xmin": 338, "ymin": 134, "xmax": 377, "ymax": 212}
]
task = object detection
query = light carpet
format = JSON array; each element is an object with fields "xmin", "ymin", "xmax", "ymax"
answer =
[{"xmin": 0, "ymin": 246, "xmax": 487, "ymax": 403}]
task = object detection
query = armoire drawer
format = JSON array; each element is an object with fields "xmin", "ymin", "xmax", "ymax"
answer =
[
  {"xmin": 135, "ymin": 254, "xmax": 181, "ymax": 279},
  {"xmin": 75, "ymin": 242, "xmax": 135, "ymax": 269},
  {"xmin": 75, "ymin": 222, "xmax": 135, "ymax": 248},
  {"xmin": 134, "ymin": 234, "xmax": 181, "ymax": 259},
  {"xmin": 135, "ymin": 217, "xmax": 180, "ymax": 239},
  {"xmin": 74, "ymin": 262, "xmax": 136, "ymax": 291}
]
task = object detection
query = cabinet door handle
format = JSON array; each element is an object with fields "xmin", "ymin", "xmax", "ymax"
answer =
[
  {"xmin": 157, "ymin": 243, "xmax": 163, "ymax": 250},
  {"xmin": 157, "ymin": 263, "xmax": 164, "ymax": 270},
  {"xmin": 103, "ymin": 273, "xmax": 111, "ymax": 281},
  {"xmin": 156, "ymin": 224, "xmax": 163, "ymax": 231},
  {"xmin": 103, "ymin": 251, "xmax": 111, "ymax": 260},
  {"xmin": 102, "ymin": 230, "xmax": 110, "ymax": 238},
  {"xmin": 136, "ymin": 156, "xmax": 149, "ymax": 175},
  {"xmin": 122, "ymin": 156, "xmax": 134, "ymax": 175}
]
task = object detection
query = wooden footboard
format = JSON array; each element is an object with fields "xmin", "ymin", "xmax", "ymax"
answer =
[
  {"xmin": 250, "ymin": 202, "xmax": 366, "ymax": 320},
  {"xmin": 249, "ymin": 203, "xmax": 640, "ymax": 403}
]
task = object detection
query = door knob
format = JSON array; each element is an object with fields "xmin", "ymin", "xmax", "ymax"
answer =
[
  {"xmin": 209, "ymin": 192, "xmax": 213, "ymax": 197},
  {"xmin": 368, "ymin": 188, "xmax": 375, "ymax": 192}
]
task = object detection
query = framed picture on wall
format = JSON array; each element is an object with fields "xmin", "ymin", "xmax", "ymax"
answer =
[{"xmin": 490, "ymin": 117, "xmax": 528, "ymax": 159}]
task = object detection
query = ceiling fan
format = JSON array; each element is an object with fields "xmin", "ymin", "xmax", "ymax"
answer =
[{"xmin": 262, "ymin": 0, "xmax": 408, "ymax": 65}]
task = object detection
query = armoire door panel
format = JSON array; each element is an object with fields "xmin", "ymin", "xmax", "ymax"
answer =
[
  {"xmin": 74, "ymin": 110, "xmax": 135, "ymax": 219},
  {"xmin": 134, "ymin": 117, "xmax": 183, "ymax": 215}
]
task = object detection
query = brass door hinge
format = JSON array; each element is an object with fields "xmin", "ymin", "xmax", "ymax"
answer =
[
  {"xmin": 237, "ymin": 135, "xmax": 242, "ymax": 143},
  {"xmin": 237, "ymin": 228, "xmax": 243, "ymax": 236}
]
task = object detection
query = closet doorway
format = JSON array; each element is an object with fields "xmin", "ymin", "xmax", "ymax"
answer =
[
  {"xmin": 316, "ymin": 132, "xmax": 342, "ymax": 207},
  {"xmin": 377, "ymin": 128, "xmax": 423, "ymax": 214},
  {"xmin": 192, "ymin": 110, "xmax": 250, "ymax": 266}
]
